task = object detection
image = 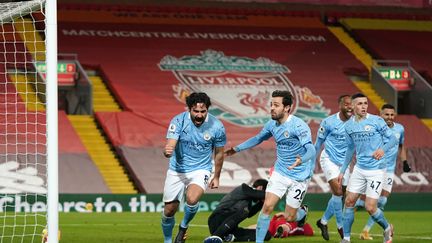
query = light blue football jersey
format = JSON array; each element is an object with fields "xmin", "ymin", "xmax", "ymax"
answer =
[
  {"xmin": 385, "ymin": 122, "xmax": 405, "ymax": 172},
  {"xmin": 166, "ymin": 111, "xmax": 226, "ymax": 173},
  {"xmin": 316, "ymin": 112, "xmax": 349, "ymax": 166},
  {"xmin": 344, "ymin": 114, "xmax": 396, "ymax": 170},
  {"xmin": 236, "ymin": 115, "xmax": 314, "ymax": 181}
]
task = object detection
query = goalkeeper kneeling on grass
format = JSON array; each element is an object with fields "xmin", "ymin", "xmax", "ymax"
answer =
[
  {"xmin": 204, "ymin": 179, "xmax": 314, "ymax": 243},
  {"xmin": 204, "ymin": 179, "xmax": 271, "ymax": 243}
]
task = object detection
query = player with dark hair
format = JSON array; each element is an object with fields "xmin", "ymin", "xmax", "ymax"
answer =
[
  {"xmin": 338, "ymin": 93, "xmax": 397, "ymax": 243},
  {"xmin": 204, "ymin": 179, "xmax": 270, "ymax": 243},
  {"xmin": 357, "ymin": 103, "xmax": 409, "ymax": 240},
  {"xmin": 161, "ymin": 92, "xmax": 226, "ymax": 243},
  {"xmin": 225, "ymin": 90, "xmax": 315, "ymax": 243},
  {"xmin": 315, "ymin": 94, "xmax": 353, "ymax": 241}
]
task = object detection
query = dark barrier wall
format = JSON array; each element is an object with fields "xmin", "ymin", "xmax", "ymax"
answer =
[{"xmin": 1, "ymin": 193, "xmax": 430, "ymax": 212}]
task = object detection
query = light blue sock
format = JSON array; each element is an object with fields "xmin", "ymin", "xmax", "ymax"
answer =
[
  {"xmin": 365, "ymin": 196, "xmax": 388, "ymax": 231},
  {"xmin": 161, "ymin": 213, "xmax": 175, "ymax": 243},
  {"xmin": 342, "ymin": 206, "xmax": 355, "ymax": 240},
  {"xmin": 296, "ymin": 207, "xmax": 306, "ymax": 221},
  {"xmin": 355, "ymin": 198, "xmax": 365, "ymax": 208},
  {"xmin": 256, "ymin": 212, "xmax": 270, "ymax": 243},
  {"xmin": 322, "ymin": 196, "xmax": 334, "ymax": 223},
  {"xmin": 180, "ymin": 203, "xmax": 199, "ymax": 228},
  {"xmin": 332, "ymin": 195, "xmax": 343, "ymax": 229},
  {"xmin": 364, "ymin": 215, "xmax": 375, "ymax": 231},
  {"xmin": 371, "ymin": 208, "xmax": 389, "ymax": 230},
  {"xmin": 378, "ymin": 196, "xmax": 388, "ymax": 210}
]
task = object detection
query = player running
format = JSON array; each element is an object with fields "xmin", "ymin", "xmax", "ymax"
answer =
[
  {"xmin": 225, "ymin": 90, "xmax": 315, "ymax": 243},
  {"xmin": 315, "ymin": 95, "xmax": 353, "ymax": 241},
  {"xmin": 161, "ymin": 92, "xmax": 226, "ymax": 243},
  {"xmin": 338, "ymin": 94, "xmax": 397, "ymax": 243}
]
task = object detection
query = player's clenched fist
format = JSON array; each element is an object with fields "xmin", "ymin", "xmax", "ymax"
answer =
[{"xmin": 163, "ymin": 144, "xmax": 174, "ymax": 158}]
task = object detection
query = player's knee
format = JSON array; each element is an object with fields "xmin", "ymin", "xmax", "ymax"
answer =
[
  {"xmin": 163, "ymin": 201, "xmax": 179, "ymax": 217},
  {"xmin": 344, "ymin": 197, "xmax": 356, "ymax": 207},
  {"xmin": 365, "ymin": 204, "xmax": 377, "ymax": 214},
  {"xmin": 185, "ymin": 198, "xmax": 199, "ymax": 205},
  {"xmin": 262, "ymin": 204, "xmax": 274, "ymax": 215},
  {"xmin": 163, "ymin": 207, "xmax": 176, "ymax": 217}
]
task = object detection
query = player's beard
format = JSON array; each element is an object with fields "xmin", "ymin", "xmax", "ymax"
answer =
[
  {"xmin": 385, "ymin": 119, "xmax": 394, "ymax": 127},
  {"xmin": 271, "ymin": 111, "xmax": 284, "ymax": 121}
]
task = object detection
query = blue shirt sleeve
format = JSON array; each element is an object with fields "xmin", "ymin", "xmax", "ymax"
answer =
[
  {"xmin": 400, "ymin": 126, "xmax": 405, "ymax": 145},
  {"xmin": 301, "ymin": 143, "xmax": 316, "ymax": 164},
  {"xmin": 166, "ymin": 114, "xmax": 184, "ymax": 140},
  {"xmin": 377, "ymin": 118, "xmax": 398, "ymax": 153},
  {"xmin": 314, "ymin": 120, "xmax": 328, "ymax": 154},
  {"xmin": 214, "ymin": 124, "xmax": 227, "ymax": 148},
  {"xmin": 295, "ymin": 120, "xmax": 313, "ymax": 147},
  {"xmin": 340, "ymin": 129, "xmax": 354, "ymax": 174},
  {"xmin": 235, "ymin": 122, "xmax": 272, "ymax": 152}
]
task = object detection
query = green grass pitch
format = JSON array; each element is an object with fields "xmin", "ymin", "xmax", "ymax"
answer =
[{"xmin": 58, "ymin": 211, "xmax": 432, "ymax": 243}]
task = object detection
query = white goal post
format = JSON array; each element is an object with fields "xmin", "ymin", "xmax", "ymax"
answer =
[{"xmin": 0, "ymin": 0, "xmax": 57, "ymax": 243}]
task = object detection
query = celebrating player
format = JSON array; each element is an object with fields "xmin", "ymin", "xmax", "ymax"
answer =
[
  {"xmin": 338, "ymin": 93, "xmax": 397, "ymax": 243},
  {"xmin": 315, "ymin": 95, "xmax": 353, "ymax": 241},
  {"xmin": 225, "ymin": 90, "xmax": 315, "ymax": 243},
  {"xmin": 161, "ymin": 92, "xmax": 226, "ymax": 243},
  {"xmin": 357, "ymin": 104, "xmax": 409, "ymax": 240}
]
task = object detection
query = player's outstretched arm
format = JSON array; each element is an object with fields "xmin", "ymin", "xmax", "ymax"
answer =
[
  {"xmin": 210, "ymin": 146, "xmax": 224, "ymax": 189},
  {"xmin": 224, "ymin": 147, "xmax": 237, "ymax": 156}
]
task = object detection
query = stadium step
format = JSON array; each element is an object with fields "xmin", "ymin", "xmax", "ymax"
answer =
[
  {"xmin": 339, "ymin": 18, "xmax": 432, "ymax": 32},
  {"xmin": 14, "ymin": 18, "xmax": 45, "ymax": 61},
  {"xmin": 328, "ymin": 26, "xmax": 387, "ymax": 109},
  {"xmin": 8, "ymin": 74, "xmax": 45, "ymax": 112},
  {"xmin": 328, "ymin": 26, "xmax": 373, "ymax": 71},
  {"xmin": 68, "ymin": 115, "xmax": 137, "ymax": 193},
  {"xmin": 421, "ymin": 119, "xmax": 432, "ymax": 132},
  {"xmin": 88, "ymin": 75, "xmax": 122, "ymax": 112},
  {"xmin": 352, "ymin": 80, "xmax": 386, "ymax": 109}
]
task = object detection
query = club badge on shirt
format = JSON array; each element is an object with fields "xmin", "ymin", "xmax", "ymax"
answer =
[{"xmin": 203, "ymin": 132, "xmax": 211, "ymax": 141}]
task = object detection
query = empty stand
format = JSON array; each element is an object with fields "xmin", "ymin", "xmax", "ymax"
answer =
[
  {"xmin": 58, "ymin": 7, "xmax": 432, "ymax": 193},
  {"xmin": 58, "ymin": 111, "xmax": 110, "ymax": 193},
  {"xmin": 341, "ymin": 18, "xmax": 432, "ymax": 80}
]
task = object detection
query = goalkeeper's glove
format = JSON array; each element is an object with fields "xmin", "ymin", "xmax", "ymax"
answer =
[{"xmin": 403, "ymin": 160, "xmax": 411, "ymax": 172}]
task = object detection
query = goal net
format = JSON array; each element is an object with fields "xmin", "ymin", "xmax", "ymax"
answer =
[{"xmin": 0, "ymin": 0, "xmax": 55, "ymax": 242}]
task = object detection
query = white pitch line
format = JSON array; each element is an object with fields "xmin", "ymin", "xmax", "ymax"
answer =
[
  {"xmin": 328, "ymin": 230, "xmax": 432, "ymax": 241},
  {"xmin": 61, "ymin": 223, "xmax": 432, "ymax": 240}
]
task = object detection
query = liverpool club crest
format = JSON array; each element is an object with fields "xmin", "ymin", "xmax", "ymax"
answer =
[{"xmin": 159, "ymin": 50, "xmax": 329, "ymax": 127}]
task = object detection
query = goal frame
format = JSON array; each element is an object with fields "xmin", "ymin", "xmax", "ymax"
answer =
[{"xmin": 45, "ymin": 0, "xmax": 58, "ymax": 243}]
